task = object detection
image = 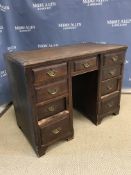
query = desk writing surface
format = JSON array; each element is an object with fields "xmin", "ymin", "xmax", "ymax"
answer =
[{"xmin": 6, "ymin": 43, "xmax": 127, "ymax": 66}]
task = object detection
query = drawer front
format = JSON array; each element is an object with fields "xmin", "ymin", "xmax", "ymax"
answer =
[
  {"xmin": 101, "ymin": 78, "xmax": 120, "ymax": 96},
  {"xmin": 103, "ymin": 52, "xmax": 125, "ymax": 66},
  {"xmin": 37, "ymin": 98, "xmax": 66, "ymax": 120},
  {"xmin": 38, "ymin": 111, "xmax": 71, "ymax": 145},
  {"xmin": 100, "ymin": 94, "xmax": 119, "ymax": 114},
  {"xmin": 102, "ymin": 65, "xmax": 121, "ymax": 80},
  {"xmin": 32, "ymin": 63, "xmax": 67, "ymax": 85},
  {"xmin": 73, "ymin": 56, "xmax": 97, "ymax": 72},
  {"xmin": 35, "ymin": 80, "xmax": 67, "ymax": 103}
]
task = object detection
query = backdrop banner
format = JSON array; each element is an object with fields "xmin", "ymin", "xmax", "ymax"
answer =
[{"xmin": 0, "ymin": 0, "xmax": 131, "ymax": 105}]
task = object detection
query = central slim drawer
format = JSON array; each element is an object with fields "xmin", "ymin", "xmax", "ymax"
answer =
[
  {"xmin": 34, "ymin": 79, "xmax": 68, "ymax": 103},
  {"xmin": 72, "ymin": 56, "xmax": 98, "ymax": 74}
]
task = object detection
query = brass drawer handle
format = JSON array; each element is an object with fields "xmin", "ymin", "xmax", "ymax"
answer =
[
  {"xmin": 112, "ymin": 56, "xmax": 118, "ymax": 62},
  {"xmin": 107, "ymin": 103, "xmax": 113, "ymax": 108},
  {"xmin": 107, "ymin": 86, "xmax": 112, "ymax": 90},
  {"xmin": 48, "ymin": 88, "xmax": 58, "ymax": 95},
  {"xmin": 83, "ymin": 62, "xmax": 90, "ymax": 68},
  {"xmin": 47, "ymin": 69, "xmax": 56, "ymax": 77},
  {"xmin": 48, "ymin": 105, "xmax": 55, "ymax": 112},
  {"xmin": 109, "ymin": 70, "xmax": 115, "ymax": 76},
  {"xmin": 52, "ymin": 127, "xmax": 61, "ymax": 134}
]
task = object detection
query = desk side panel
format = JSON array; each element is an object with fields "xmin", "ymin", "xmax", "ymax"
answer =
[{"xmin": 5, "ymin": 57, "xmax": 38, "ymax": 154}]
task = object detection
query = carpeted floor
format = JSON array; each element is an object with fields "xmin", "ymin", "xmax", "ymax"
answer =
[{"xmin": 0, "ymin": 94, "xmax": 131, "ymax": 175}]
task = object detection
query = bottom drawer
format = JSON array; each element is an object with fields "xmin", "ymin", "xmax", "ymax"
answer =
[
  {"xmin": 99, "ymin": 93, "xmax": 120, "ymax": 114},
  {"xmin": 38, "ymin": 111, "xmax": 72, "ymax": 145}
]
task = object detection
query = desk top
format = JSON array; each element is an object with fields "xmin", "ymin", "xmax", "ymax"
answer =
[{"xmin": 6, "ymin": 43, "xmax": 127, "ymax": 66}]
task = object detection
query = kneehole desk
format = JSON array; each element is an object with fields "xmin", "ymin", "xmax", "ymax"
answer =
[{"xmin": 5, "ymin": 43, "xmax": 127, "ymax": 156}]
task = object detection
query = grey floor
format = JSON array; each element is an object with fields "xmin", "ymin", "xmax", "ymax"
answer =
[{"xmin": 0, "ymin": 94, "xmax": 131, "ymax": 175}]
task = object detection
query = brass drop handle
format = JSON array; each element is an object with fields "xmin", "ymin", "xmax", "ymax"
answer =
[
  {"xmin": 83, "ymin": 62, "xmax": 90, "ymax": 68},
  {"xmin": 109, "ymin": 70, "xmax": 115, "ymax": 76},
  {"xmin": 48, "ymin": 105, "xmax": 55, "ymax": 112},
  {"xmin": 112, "ymin": 56, "xmax": 118, "ymax": 62},
  {"xmin": 107, "ymin": 103, "xmax": 113, "ymax": 108},
  {"xmin": 107, "ymin": 85, "xmax": 112, "ymax": 90},
  {"xmin": 52, "ymin": 127, "xmax": 61, "ymax": 134},
  {"xmin": 48, "ymin": 88, "xmax": 58, "ymax": 95},
  {"xmin": 47, "ymin": 69, "xmax": 56, "ymax": 77}
]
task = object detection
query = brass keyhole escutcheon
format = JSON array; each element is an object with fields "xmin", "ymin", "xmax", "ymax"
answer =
[
  {"xmin": 83, "ymin": 62, "xmax": 90, "ymax": 68},
  {"xmin": 48, "ymin": 88, "xmax": 58, "ymax": 95},
  {"xmin": 47, "ymin": 69, "xmax": 56, "ymax": 77},
  {"xmin": 48, "ymin": 105, "xmax": 55, "ymax": 112},
  {"xmin": 52, "ymin": 127, "xmax": 61, "ymax": 134}
]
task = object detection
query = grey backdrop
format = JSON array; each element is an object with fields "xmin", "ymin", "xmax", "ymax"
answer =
[{"xmin": 0, "ymin": 0, "xmax": 131, "ymax": 105}]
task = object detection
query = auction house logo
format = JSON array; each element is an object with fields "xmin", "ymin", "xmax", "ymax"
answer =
[
  {"xmin": 0, "ymin": 26, "xmax": 4, "ymax": 33},
  {"xmin": 0, "ymin": 70, "xmax": 7, "ymax": 78},
  {"xmin": 15, "ymin": 25, "xmax": 36, "ymax": 32},
  {"xmin": 38, "ymin": 43, "xmax": 59, "ymax": 48},
  {"xmin": 32, "ymin": 2, "xmax": 56, "ymax": 10},
  {"xmin": 0, "ymin": 3, "xmax": 10, "ymax": 12},
  {"xmin": 82, "ymin": 0, "xmax": 109, "ymax": 6},
  {"xmin": 107, "ymin": 19, "xmax": 131, "ymax": 27},
  {"xmin": 7, "ymin": 45, "xmax": 17, "ymax": 52},
  {"xmin": 58, "ymin": 23, "xmax": 82, "ymax": 30}
]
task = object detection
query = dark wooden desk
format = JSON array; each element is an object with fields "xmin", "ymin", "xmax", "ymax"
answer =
[{"xmin": 5, "ymin": 43, "xmax": 127, "ymax": 156}]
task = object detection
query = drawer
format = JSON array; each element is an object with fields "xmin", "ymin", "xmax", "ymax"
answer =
[
  {"xmin": 99, "ymin": 94, "xmax": 119, "ymax": 114},
  {"xmin": 101, "ymin": 78, "xmax": 120, "ymax": 96},
  {"xmin": 103, "ymin": 51, "xmax": 125, "ymax": 66},
  {"xmin": 102, "ymin": 65, "xmax": 121, "ymax": 80},
  {"xmin": 38, "ymin": 111, "xmax": 71, "ymax": 145},
  {"xmin": 73, "ymin": 56, "xmax": 97, "ymax": 73},
  {"xmin": 32, "ymin": 63, "xmax": 67, "ymax": 85},
  {"xmin": 37, "ymin": 98, "xmax": 66, "ymax": 120},
  {"xmin": 35, "ymin": 79, "xmax": 67, "ymax": 103}
]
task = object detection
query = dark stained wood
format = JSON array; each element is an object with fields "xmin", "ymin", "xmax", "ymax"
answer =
[
  {"xmin": 103, "ymin": 51, "xmax": 125, "ymax": 66},
  {"xmin": 73, "ymin": 56, "xmax": 97, "ymax": 72},
  {"xmin": 4, "ymin": 59, "xmax": 39, "ymax": 152},
  {"xmin": 4, "ymin": 43, "xmax": 128, "ymax": 157},
  {"xmin": 6, "ymin": 43, "xmax": 127, "ymax": 66},
  {"xmin": 37, "ymin": 98, "xmax": 66, "ymax": 120},
  {"xmin": 38, "ymin": 111, "xmax": 72, "ymax": 146},
  {"xmin": 101, "ymin": 77, "xmax": 120, "ymax": 96},
  {"xmin": 32, "ymin": 62, "xmax": 67, "ymax": 86},
  {"xmin": 34, "ymin": 79, "xmax": 68, "ymax": 103},
  {"xmin": 102, "ymin": 65, "xmax": 122, "ymax": 80},
  {"xmin": 99, "ymin": 92, "xmax": 120, "ymax": 114},
  {"xmin": 72, "ymin": 70, "xmax": 98, "ymax": 124}
]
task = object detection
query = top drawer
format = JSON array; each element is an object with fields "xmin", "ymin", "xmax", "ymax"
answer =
[
  {"xmin": 103, "ymin": 51, "xmax": 125, "ymax": 66},
  {"xmin": 32, "ymin": 63, "xmax": 67, "ymax": 85},
  {"xmin": 72, "ymin": 56, "xmax": 98, "ymax": 74}
]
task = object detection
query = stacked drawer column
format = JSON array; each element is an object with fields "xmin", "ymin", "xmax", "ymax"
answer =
[
  {"xmin": 31, "ymin": 62, "xmax": 74, "ymax": 156},
  {"xmin": 97, "ymin": 49, "xmax": 126, "ymax": 124}
]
